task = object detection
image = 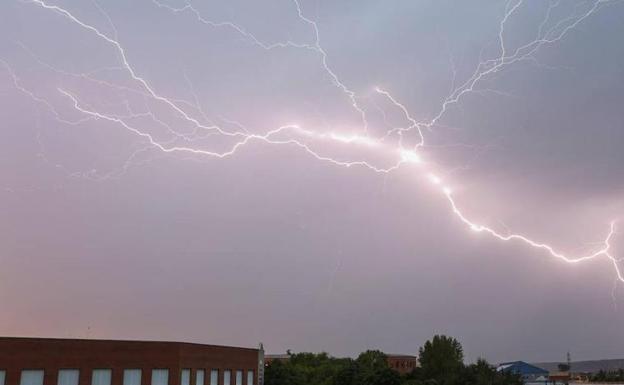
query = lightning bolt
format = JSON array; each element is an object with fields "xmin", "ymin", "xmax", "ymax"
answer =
[{"xmin": 2, "ymin": 0, "xmax": 622, "ymax": 286}]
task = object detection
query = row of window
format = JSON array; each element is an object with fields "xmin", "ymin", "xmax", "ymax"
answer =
[
  {"xmin": 0, "ymin": 369, "xmax": 254, "ymax": 385},
  {"xmin": 391, "ymin": 361, "xmax": 415, "ymax": 369}
]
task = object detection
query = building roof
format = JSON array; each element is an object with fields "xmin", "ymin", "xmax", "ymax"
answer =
[
  {"xmin": 549, "ymin": 372, "xmax": 571, "ymax": 380},
  {"xmin": 0, "ymin": 336, "xmax": 259, "ymax": 351},
  {"xmin": 265, "ymin": 354, "xmax": 291, "ymax": 359},
  {"xmin": 497, "ymin": 361, "xmax": 549, "ymax": 375},
  {"xmin": 386, "ymin": 354, "xmax": 417, "ymax": 359},
  {"xmin": 0, "ymin": 336, "xmax": 261, "ymax": 377}
]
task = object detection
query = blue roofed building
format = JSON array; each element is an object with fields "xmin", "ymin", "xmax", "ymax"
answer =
[{"xmin": 497, "ymin": 361, "xmax": 549, "ymax": 383}]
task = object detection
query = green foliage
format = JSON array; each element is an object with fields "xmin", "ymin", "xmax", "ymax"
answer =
[
  {"xmin": 264, "ymin": 360, "xmax": 304, "ymax": 385},
  {"xmin": 353, "ymin": 351, "xmax": 401, "ymax": 385},
  {"xmin": 591, "ymin": 369, "xmax": 624, "ymax": 382},
  {"xmin": 418, "ymin": 335, "xmax": 464, "ymax": 385},
  {"xmin": 265, "ymin": 352, "xmax": 351, "ymax": 385},
  {"xmin": 265, "ymin": 336, "xmax": 522, "ymax": 385},
  {"xmin": 463, "ymin": 358, "xmax": 522, "ymax": 385}
]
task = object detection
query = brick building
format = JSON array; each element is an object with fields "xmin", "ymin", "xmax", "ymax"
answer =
[
  {"xmin": 386, "ymin": 355, "xmax": 418, "ymax": 375},
  {"xmin": 0, "ymin": 337, "xmax": 263, "ymax": 385}
]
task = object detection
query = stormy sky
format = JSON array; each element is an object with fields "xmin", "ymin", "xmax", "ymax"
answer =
[{"xmin": 1, "ymin": 0, "xmax": 624, "ymax": 363}]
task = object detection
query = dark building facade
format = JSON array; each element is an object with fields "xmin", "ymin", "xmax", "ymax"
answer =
[{"xmin": 0, "ymin": 338, "xmax": 263, "ymax": 385}]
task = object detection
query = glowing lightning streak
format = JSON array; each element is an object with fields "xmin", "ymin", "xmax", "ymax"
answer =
[
  {"xmin": 58, "ymin": 85, "xmax": 624, "ymax": 284},
  {"xmin": 499, "ymin": 0, "xmax": 525, "ymax": 64},
  {"xmin": 27, "ymin": 0, "xmax": 247, "ymax": 139},
  {"xmin": 150, "ymin": 0, "xmax": 371, "ymax": 132},
  {"xmin": 13, "ymin": 0, "xmax": 624, "ymax": 285},
  {"xmin": 151, "ymin": 0, "xmax": 315, "ymax": 51},
  {"xmin": 422, "ymin": 0, "xmax": 619, "ymax": 130},
  {"xmin": 444, "ymin": 189, "xmax": 622, "ymax": 281},
  {"xmin": 291, "ymin": 0, "xmax": 371, "ymax": 133},
  {"xmin": 373, "ymin": 87, "xmax": 424, "ymax": 148},
  {"xmin": 57, "ymin": 89, "xmax": 411, "ymax": 174}
]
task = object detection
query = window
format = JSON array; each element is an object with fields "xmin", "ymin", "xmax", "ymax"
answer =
[
  {"xmin": 123, "ymin": 370, "xmax": 141, "ymax": 385},
  {"xmin": 152, "ymin": 370, "xmax": 169, "ymax": 385},
  {"xmin": 223, "ymin": 370, "xmax": 231, "ymax": 385},
  {"xmin": 0, "ymin": 371, "xmax": 6, "ymax": 385},
  {"xmin": 210, "ymin": 370, "xmax": 218, "ymax": 385},
  {"xmin": 21, "ymin": 370, "xmax": 44, "ymax": 385},
  {"xmin": 235, "ymin": 371, "xmax": 242, "ymax": 385},
  {"xmin": 196, "ymin": 370, "xmax": 205, "ymax": 385},
  {"xmin": 180, "ymin": 370, "xmax": 190, "ymax": 385},
  {"xmin": 58, "ymin": 370, "xmax": 80, "ymax": 385},
  {"xmin": 246, "ymin": 371, "xmax": 253, "ymax": 385},
  {"xmin": 92, "ymin": 370, "xmax": 112, "ymax": 385}
]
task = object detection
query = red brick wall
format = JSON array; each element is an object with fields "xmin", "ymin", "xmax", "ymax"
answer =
[
  {"xmin": 0, "ymin": 338, "xmax": 258, "ymax": 385},
  {"xmin": 386, "ymin": 356, "xmax": 417, "ymax": 375}
]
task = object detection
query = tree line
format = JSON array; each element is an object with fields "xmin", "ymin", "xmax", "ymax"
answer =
[
  {"xmin": 265, "ymin": 335, "xmax": 522, "ymax": 385},
  {"xmin": 590, "ymin": 369, "xmax": 624, "ymax": 383}
]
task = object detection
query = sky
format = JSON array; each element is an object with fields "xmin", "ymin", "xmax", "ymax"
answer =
[{"xmin": 1, "ymin": 0, "xmax": 624, "ymax": 363}]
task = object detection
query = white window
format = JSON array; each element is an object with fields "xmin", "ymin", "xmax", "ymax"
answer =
[
  {"xmin": 223, "ymin": 370, "xmax": 231, "ymax": 385},
  {"xmin": 58, "ymin": 370, "xmax": 79, "ymax": 385},
  {"xmin": 0, "ymin": 371, "xmax": 6, "ymax": 385},
  {"xmin": 151, "ymin": 369, "xmax": 169, "ymax": 385},
  {"xmin": 123, "ymin": 370, "xmax": 141, "ymax": 385},
  {"xmin": 210, "ymin": 370, "xmax": 218, "ymax": 385},
  {"xmin": 196, "ymin": 370, "xmax": 205, "ymax": 385},
  {"xmin": 21, "ymin": 370, "xmax": 44, "ymax": 385},
  {"xmin": 91, "ymin": 370, "xmax": 111, "ymax": 385},
  {"xmin": 246, "ymin": 371, "xmax": 253, "ymax": 385},
  {"xmin": 235, "ymin": 371, "xmax": 242, "ymax": 385},
  {"xmin": 180, "ymin": 370, "xmax": 190, "ymax": 385}
]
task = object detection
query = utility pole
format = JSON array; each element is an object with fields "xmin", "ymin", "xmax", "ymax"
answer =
[{"xmin": 566, "ymin": 352, "xmax": 571, "ymax": 385}]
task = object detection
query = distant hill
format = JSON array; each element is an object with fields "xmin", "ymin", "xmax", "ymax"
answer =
[{"xmin": 532, "ymin": 359, "xmax": 624, "ymax": 373}]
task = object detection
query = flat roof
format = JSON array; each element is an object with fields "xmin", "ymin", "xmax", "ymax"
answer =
[{"xmin": 0, "ymin": 336, "xmax": 259, "ymax": 351}]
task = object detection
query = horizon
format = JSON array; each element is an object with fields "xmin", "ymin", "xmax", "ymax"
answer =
[{"xmin": 1, "ymin": 334, "xmax": 621, "ymax": 365}]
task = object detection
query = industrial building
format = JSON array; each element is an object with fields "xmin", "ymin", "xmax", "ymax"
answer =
[
  {"xmin": 0, "ymin": 337, "xmax": 263, "ymax": 385},
  {"xmin": 497, "ymin": 361, "xmax": 549, "ymax": 383}
]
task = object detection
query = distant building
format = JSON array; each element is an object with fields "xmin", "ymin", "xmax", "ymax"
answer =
[
  {"xmin": 386, "ymin": 355, "xmax": 418, "ymax": 375},
  {"xmin": 497, "ymin": 361, "xmax": 549, "ymax": 383},
  {"xmin": 0, "ymin": 337, "xmax": 263, "ymax": 385},
  {"xmin": 263, "ymin": 355, "xmax": 290, "ymax": 366},
  {"xmin": 548, "ymin": 371, "xmax": 571, "ymax": 384},
  {"xmin": 532, "ymin": 358, "xmax": 624, "ymax": 376}
]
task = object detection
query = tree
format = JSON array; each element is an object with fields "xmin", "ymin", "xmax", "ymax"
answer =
[
  {"xmin": 265, "ymin": 352, "xmax": 353, "ymax": 385},
  {"xmin": 353, "ymin": 350, "xmax": 401, "ymax": 385},
  {"xmin": 495, "ymin": 368, "xmax": 523, "ymax": 385},
  {"xmin": 264, "ymin": 360, "xmax": 304, "ymax": 385},
  {"xmin": 265, "ymin": 335, "xmax": 522, "ymax": 385},
  {"xmin": 418, "ymin": 335, "xmax": 464, "ymax": 385},
  {"xmin": 356, "ymin": 350, "xmax": 390, "ymax": 372},
  {"xmin": 332, "ymin": 359, "xmax": 356, "ymax": 385},
  {"xmin": 464, "ymin": 358, "xmax": 494, "ymax": 385},
  {"xmin": 463, "ymin": 358, "xmax": 522, "ymax": 385}
]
